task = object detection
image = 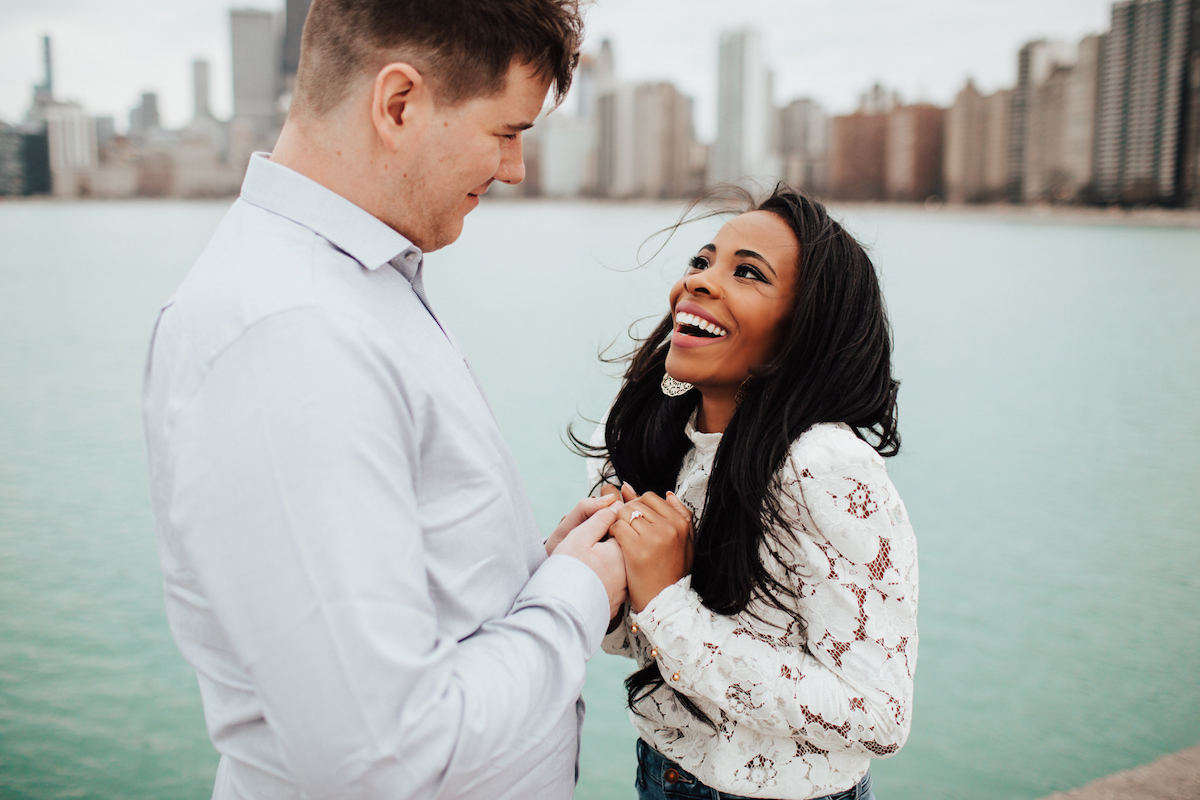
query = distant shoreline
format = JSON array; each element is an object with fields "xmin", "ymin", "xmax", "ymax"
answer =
[
  {"xmin": 3, "ymin": 193, "xmax": 1200, "ymax": 230},
  {"xmin": 829, "ymin": 200, "xmax": 1200, "ymax": 230}
]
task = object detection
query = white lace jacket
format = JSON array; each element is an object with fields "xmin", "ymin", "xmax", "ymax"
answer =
[{"xmin": 593, "ymin": 418, "xmax": 918, "ymax": 799}]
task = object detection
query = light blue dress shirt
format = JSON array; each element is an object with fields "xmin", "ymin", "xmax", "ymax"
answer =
[{"xmin": 143, "ymin": 154, "xmax": 609, "ymax": 800}]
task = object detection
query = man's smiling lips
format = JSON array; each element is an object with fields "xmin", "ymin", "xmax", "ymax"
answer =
[
  {"xmin": 466, "ymin": 181, "xmax": 492, "ymax": 209},
  {"xmin": 672, "ymin": 302, "xmax": 730, "ymax": 348}
]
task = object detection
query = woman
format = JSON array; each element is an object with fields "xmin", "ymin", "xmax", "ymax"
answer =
[{"xmin": 585, "ymin": 187, "xmax": 917, "ymax": 800}]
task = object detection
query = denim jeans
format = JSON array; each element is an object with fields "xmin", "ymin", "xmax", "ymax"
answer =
[{"xmin": 634, "ymin": 738, "xmax": 876, "ymax": 800}]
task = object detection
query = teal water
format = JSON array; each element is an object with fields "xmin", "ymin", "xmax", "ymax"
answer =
[{"xmin": 0, "ymin": 199, "xmax": 1197, "ymax": 799}]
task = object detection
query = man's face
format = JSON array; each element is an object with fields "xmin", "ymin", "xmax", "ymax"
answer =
[{"xmin": 396, "ymin": 61, "xmax": 551, "ymax": 252}]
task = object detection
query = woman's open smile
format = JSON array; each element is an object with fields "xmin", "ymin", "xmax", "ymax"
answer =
[{"xmin": 671, "ymin": 302, "xmax": 730, "ymax": 347}]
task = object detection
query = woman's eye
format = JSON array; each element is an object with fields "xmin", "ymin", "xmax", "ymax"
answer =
[
  {"xmin": 734, "ymin": 264, "xmax": 767, "ymax": 282},
  {"xmin": 688, "ymin": 255, "xmax": 709, "ymax": 271}
]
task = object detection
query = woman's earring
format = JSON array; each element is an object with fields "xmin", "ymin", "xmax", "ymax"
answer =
[
  {"xmin": 735, "ymin": 378, "xmax": 750, "ymax": 407},
  {"xmin": 661, "ymin": 373, "xmax": 694, "ymax": 397}
]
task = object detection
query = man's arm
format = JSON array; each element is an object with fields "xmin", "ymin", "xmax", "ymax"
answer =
[{"xmin": 164, "ymin": 307, "xmax": 617, "ymax": 798}]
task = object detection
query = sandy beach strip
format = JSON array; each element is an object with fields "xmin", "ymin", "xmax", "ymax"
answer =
[{"xmin": 1038, "ymin": 745, "xmax": 1200, "ymax": 800}]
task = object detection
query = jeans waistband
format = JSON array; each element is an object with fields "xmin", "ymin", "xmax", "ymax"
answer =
[{"xmin": 635, "ymin": 738, "xmax": 873, "ymax": 800}]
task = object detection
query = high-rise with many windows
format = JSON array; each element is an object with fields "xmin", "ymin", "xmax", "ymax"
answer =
[
  {"xmin": 1093, "ymin": 0, "xmax": 1198, "ymax": 204},
  {"xmin": 231, "ymin": 8, "xmax": 280, "ymax": 143},
  {"xmin": 711, "ymin": 28, "xmax": 774, "ymax": 186}
]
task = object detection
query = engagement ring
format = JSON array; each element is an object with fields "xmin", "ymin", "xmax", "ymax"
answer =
[{"xmin": 628, "ymin": 510, "xmax": 644, "ymax": 522}]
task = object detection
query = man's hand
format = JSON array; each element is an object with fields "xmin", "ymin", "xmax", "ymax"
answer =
[
  {"xmin": 606, "ymin": 485, "xmax": 693, "ymax": 613},
  {"xmin": 552, "ymin": 500, "xmax": 628, "ymax": 620},
  {"xmin": 545, "ymin": 495, "xmax": 619, "ymax": 556}
]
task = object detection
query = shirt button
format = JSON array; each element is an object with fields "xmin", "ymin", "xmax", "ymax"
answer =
[
  {"xmin": 630, "ymin": 623, "xmax": 638, "ymax": 634},
  {"xmin": 650, "ymin": 648, "xmax": 659, "ymax": 658},
  {"xmin": 672, "ymin": 672, "xmax": 681, "ymax": 682}
]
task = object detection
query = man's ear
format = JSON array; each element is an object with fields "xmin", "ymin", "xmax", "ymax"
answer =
[{"xmin": 372, "ymin": 62, "xmax": 428, "ymax": 151}]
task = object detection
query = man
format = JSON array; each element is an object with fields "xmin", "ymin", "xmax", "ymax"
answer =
[{"xmin": 142, "ymin": 1, "xmax": 626, "ymax": 797}]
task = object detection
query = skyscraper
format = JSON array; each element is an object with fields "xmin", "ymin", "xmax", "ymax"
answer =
[
  {"xmin": 129, "ymin": 92, "xmax": 161, "ymax": 145},
  {"xmin": 1093, "ymin": 0, "xmax": 1198, "ymax": 204},
  {"xmin": 778, "ymin": 99, "xmax": 828, "ymax": 194},
  {"xmin": 1018, "ymin": 34, "xmax": 1102, "ymax": 204},
  {"xmin": 828, "ymin": 111, "xmax": 888, "ymax": 200},
  {"xmin": 712, "ymin": 28, "xmax": 774, "ymax": 185},
  {"xmin": 1007, "ymin": 39, "xmax": 1071, "ymax": 202},
  {"xmin": 281, "ymin": 0, "xmax": 312, "ymax": 96},
  {"xmin": 633, "ymin": 82, "xmax": 697, "ymax": 198},
  {"xmin": 27, "ymin": 35, "xmax": 55, "ymax": 125},
  {"xmin": 1063, "ymin": 35, "xmax": 1102, "ymax": 199},
  {"xmin": 944, "ymin": 81, "xmax": 985, "ymax": 203},
  {"xmin": 0, "ymin": 122, "xmax": 24, "ymax": 195},
  {"xmin": 596, "ymin": 83, "xmax": 637, "ymax": 197},
  {"xmin": 231, "ymin": 8, "xmax": 280, "ymax": 141},
  {"xmin": 44, "ymin": 102, "xmax": 98, "ymax": 196},
  {"xmin": 1185, "ymin": 2, "xmax": 1200, "ymax": 206},
  {"xmin": 886, "ymin": 104, "xmax": 945, "ymax": 202},
  {"xmin": 194, "ymin": 59, "xmax": 213, "ymax": 120}
]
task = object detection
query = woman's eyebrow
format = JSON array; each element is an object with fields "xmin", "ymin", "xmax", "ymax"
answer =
[{"xmin": 734, "ymin": 248, "xmax": 777, "ymax": 278}]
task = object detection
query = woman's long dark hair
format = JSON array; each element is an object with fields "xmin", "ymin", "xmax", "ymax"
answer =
[{"xmin": 576, "ymin": 185, "xmax": 900, "ymax": 724}]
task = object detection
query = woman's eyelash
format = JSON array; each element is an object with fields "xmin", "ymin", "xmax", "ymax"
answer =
[
  {"xmin": 688, "ymin": 256, "xmax": 768, "ymax": 283},
  {"xmin": 735, "ymin": 264, "xmax": 767, "ymax": 281}
]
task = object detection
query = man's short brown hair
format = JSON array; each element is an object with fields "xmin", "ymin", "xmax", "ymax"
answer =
[{"xmin": 293, "ymin": 0, "xmax": 584, "ymax": 117}]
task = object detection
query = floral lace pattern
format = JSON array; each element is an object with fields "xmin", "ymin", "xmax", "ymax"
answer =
[{"xmin": 594, "ymin": 420, "xmax": 918, "ymax": 800}]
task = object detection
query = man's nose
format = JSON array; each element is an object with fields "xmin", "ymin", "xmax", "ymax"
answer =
[{"xmin": 496, "ymin": 137, "xmax": 525, "ymax": 185}]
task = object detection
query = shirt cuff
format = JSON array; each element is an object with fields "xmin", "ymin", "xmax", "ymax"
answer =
[
  {"xmin": 629, "ymin": 576, "xmax": 698, "ymax": 685},
  {"xmin": 525, "ymin": 554, "xmax": 611, "ymax": 656}
]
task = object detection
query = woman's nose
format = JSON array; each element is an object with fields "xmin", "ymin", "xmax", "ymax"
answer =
[{"xmin": 685, "ymin": 269, "xmax": 720, "ymax": 297}]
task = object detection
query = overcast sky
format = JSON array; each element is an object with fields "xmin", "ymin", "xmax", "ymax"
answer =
[{"xmin": 2, "ymin": 0, "xmax": 1114, "ymax": 140}]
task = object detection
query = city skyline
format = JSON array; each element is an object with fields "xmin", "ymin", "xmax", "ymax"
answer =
[{"xmin": 2, "ymin": 0, "xmax": 1114, "ymax": 138}]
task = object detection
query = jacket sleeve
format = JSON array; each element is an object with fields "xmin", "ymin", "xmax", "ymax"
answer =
[{"xmin": 630, "ymin": 427, "xmax": 918, "ymax": 758}]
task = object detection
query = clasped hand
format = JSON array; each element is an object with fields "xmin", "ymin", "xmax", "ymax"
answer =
[
  {"xmin": 601, "ymin": 483, "xmax": 693, "ymax": 613},
  {"xmin": 547, "ymin": 482, "xmax": 693, "ymax": 619}
]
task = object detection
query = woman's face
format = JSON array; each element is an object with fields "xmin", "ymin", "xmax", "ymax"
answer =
[{"xmin": 665, "ymin": 211, "xmax": 799, "ymax": 394}]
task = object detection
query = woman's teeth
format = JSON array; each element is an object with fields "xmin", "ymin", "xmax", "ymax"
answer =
[{"xmin": 675, "ymin": 311, "xmax": 728, "ymax": 337}]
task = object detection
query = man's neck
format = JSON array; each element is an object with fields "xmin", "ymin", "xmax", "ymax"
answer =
[{"xmin": 271, "ymin": 118, "xmax": 385, "ymax": 221}]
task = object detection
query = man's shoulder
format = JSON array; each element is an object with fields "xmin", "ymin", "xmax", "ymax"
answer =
[
  {"xmin": 165, "ymin": 200, "xmax": 372, "ymax": 343},
  {"xmin": 148, "ymin": 200, "xmax": 388, "ymax": 400},
  {"xmin": 178, "ymin": 199, "xmax": 329, "ymax": 316}
]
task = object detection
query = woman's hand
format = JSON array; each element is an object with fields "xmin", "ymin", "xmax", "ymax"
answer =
[
  {"xmin": 607, "ymin": 484, "xmax": 693, "ymax": 613},
  {"xmin": 546, "ymin": 494, "xmax": 619, "ymax": 556}
]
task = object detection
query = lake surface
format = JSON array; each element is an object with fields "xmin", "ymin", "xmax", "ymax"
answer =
[{"xmin": 0, "ymin": 198, "xmax": 1197, "ymax": 800}]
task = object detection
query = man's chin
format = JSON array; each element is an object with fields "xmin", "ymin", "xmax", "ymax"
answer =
[{"xmin": 423, "ymin": 219, "xmax": 465, "ymax": 253}]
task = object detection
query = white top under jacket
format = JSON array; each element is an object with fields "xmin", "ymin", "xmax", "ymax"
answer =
[
  {"xmin": 595, "ymin": 417, "xmax": 918, "ymax": 799},
  {"xmin": 143, "ymin": 154, "xmax": 609, "ymax": 800}
]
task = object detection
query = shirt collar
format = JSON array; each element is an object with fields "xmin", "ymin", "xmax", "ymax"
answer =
[
  {"xmin": 238, "ymin": 152, "xmax": 423, "ymax": 277},
  {"xmin": 684, "ymin": 410, "xmax": 723, "ymax": 453}
]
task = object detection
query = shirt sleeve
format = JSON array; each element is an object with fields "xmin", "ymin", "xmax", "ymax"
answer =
[
  {"xmin": 163, "ymin": 307, "xmax": 609, "ymax": 798},
  {"xmin": 629, "ymin": 428, "xmax": 918, "ymax": 758}
]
